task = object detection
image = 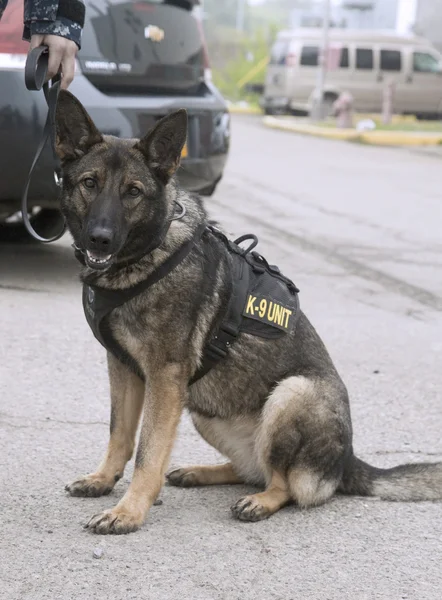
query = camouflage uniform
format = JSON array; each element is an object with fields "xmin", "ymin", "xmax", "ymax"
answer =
[{"xmin": 0, "ymin": 0, "xmax": 85, "ymax": 48}]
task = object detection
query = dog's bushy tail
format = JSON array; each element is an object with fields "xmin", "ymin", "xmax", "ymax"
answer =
[{"xmin": 339, "ymin": 456, "xmax": 442, "ymax": 501}]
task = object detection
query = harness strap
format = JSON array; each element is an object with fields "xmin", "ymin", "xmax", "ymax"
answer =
[
  {"xmin": 189, "ymin": 231, "xmax": 250, "ymax": 385},
  {"xmin": 83, "ymin": 224, "xmax": 300, "ymax": 388},
  {"xmin": 83, "ymin": 223, "xmax": 207, "ymax": 381}
]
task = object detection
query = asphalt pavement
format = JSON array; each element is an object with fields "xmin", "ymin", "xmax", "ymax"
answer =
[{"xmin": 1, "ymin": 116, "xmax": 441, "ymax": 600}]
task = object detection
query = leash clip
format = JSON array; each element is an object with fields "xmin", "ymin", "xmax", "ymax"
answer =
[{"xmin": 54, "ymin": 171, "xmax": 63, "ymax": 187}]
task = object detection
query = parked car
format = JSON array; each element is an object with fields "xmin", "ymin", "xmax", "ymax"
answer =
[
  {"xmin": 262, "ymin": 28, "xmax": 442, "ymax": 118},
  {"xmin": 0, "ymin": 0, "xmax": 230, "ymax": 240}
]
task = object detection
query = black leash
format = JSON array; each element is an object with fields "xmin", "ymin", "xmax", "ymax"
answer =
[{"xmin": 21, "ymin": 45, "xmax": 66, "ymax": 242}]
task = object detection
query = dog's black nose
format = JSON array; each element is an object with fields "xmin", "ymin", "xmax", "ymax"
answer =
[{"xmin": 88, "ymin": 226, "xmax": 113, "ymax": 251}]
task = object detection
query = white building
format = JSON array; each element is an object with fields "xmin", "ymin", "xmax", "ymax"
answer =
[
  {"xmin": 290, "ymin": 1, "xmax": 400, "ymax": 30},
  {"xmin": 290, "ymin": 0, "xmax": 442, "ymax": 50}
]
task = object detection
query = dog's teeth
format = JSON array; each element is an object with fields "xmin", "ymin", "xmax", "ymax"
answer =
[{"xmin": 86, "ymin": 251, "xmax": 112, "ymax": 265}]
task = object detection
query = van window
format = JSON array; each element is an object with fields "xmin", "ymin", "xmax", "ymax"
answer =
[
  {"xmin": 340, "ymin": 47, "xmax": 349, "ymax": 68},
  {"xmin": 270, "ymin": 40, "xmax": 289, "ymax": 65},
  {"xmin": 380, "ymin": 49, "xmax": 401, "ymax": 71},
  {"xmin": 356, "ymin": 48, "xmax": 373, "ymax": 70},
  {"xmin": 413, "ymin": 52, "xmax": 441, "ymax": 73},
  {"xmin": 300, "ymin": 46, "xmax": 319, "ymax": 67}
]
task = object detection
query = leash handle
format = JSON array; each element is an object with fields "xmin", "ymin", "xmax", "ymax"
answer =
[
  {"xmin": 21, "ymin": 46, "xmax": 66, "ymax": 243},
  {"xmin": 25, "ymin": 46, "xmax": 50, "ymax": 91}
]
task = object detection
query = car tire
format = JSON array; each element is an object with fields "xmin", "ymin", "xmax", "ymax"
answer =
[
  {"xmin": 0, "ymin": 208, "xmax": 65, "ymax": 242},
  {"xmin": 289, "ymin": 108, "xmax": 308, "ymax": 117}
]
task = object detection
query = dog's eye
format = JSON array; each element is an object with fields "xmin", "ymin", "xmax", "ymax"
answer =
[
  {"xmin": 128, "ymin": 186, "xmax": 141, "ymax": 198},
  {"xmin": 83, "ymin": 178, "xmax": 96, "ymax": 189}
]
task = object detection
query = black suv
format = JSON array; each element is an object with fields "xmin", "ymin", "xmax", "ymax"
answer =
[{"xmin": 0, "ymin": 0, "xmax": 230, "ymax": 239}]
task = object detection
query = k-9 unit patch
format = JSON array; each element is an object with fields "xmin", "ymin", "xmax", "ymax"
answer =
[{"xmin": 243, "ymin": 294, "xmax": 295, "ymax": 332}]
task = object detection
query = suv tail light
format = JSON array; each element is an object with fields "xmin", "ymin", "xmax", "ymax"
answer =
[
  {"xmin": 196, "ymin": 14, "xmax": 211, "ymax": 82},
  {"xmin": 0, "ymin": 0, "xmax": 28, "ymax": 68}
]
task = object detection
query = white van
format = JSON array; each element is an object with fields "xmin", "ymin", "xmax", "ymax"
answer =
[{"xmin": 262, "ymin": 28, "xmax": 442, "ymax": 118}]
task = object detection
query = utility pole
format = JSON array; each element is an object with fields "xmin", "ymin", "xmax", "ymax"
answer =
[
  {"xmin": 311, "ymin": 0, "xmax": 331, "ymax": 122},
  {"xmin": 236, "ymin": 0, "xmax": 246, "ymax": 32}
]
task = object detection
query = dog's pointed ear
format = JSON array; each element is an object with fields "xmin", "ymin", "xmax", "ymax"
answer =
[
  {"xmin": 134, "ymin": 109, "xmax": 187, "ymax": 183},
  {"xmin": 55, "ymin": 90, "xmax": 103, "ymax": 162}
]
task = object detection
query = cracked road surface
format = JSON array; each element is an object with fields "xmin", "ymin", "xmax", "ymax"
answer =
[{"xmin": 1, "ymin": 116, "xmax": 441, "ymax": 600}]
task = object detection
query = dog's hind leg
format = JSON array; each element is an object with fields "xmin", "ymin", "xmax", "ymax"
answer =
[
  {"xmin": 231, "ymin": 471, "xmax": 291, "ymax": 521},
  {"xmin": 65, "ymin": 354, "xmax": 144, "ymax": 498},
  {"xmin": 167, "ymin": 462, "xmax": 243, "ymax": 487},
  {"xmin": 231, "ymin": 376, "xmax": 348, "ymax": 521}
]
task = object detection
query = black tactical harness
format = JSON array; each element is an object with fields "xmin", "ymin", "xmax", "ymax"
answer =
[{"xmin": 81, "ymin": 225, "xmax": 300, "ymax": 385}]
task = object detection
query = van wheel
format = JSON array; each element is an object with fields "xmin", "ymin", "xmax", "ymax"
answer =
[{"xmin": 289, "ymin": 108, "xmax": 308, "ymax": 117}]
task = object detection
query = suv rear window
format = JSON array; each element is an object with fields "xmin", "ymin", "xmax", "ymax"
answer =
[
  {"xmin": 300, "ymin": 46, "xmax": 319, "ymax": 67},
  {"xmin": 80, "ymin": 0, "xmax": 205, "ymax": 96},
  {"xmin": 356, "ymin": 48, "xmax": 373, "ymax": 70},
  {"xmin": 380, "ymin": 49, "xmax": 401, "ymax": 71}
]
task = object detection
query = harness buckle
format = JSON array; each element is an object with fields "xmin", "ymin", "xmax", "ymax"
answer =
[
  {"xmin": 221, "ymin": 323, "xmax": 239, "ymax": 338},
  {"xmin": 206, "ymin": 343, "xmax": 228, "ymax": 360}
]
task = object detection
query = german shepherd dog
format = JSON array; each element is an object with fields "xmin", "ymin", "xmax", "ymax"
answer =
[{"xmin": 56, "ymin": 90, "xmax": 442, "ymax": 535}]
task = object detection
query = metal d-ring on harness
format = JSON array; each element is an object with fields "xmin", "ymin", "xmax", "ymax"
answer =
[{"xmin": 21, "ymin": 46, "xmax": 66, "ymax": 242}]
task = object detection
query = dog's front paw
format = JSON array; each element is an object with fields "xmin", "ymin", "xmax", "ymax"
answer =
[
  {"xmin": 65, "ymin": 473, "xmax": 116, "ymax": 498},
  {"xmin": 231, "ymin": 495, "xmax": 272, "ymax": 522},
  {"xmin": 85, "ymin": 506, "xmax": 144, "ymax": 535}
]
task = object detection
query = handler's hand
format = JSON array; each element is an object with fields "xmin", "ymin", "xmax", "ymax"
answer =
[{"xmin": 29, "ymin": 34, "xmax": 78, "ymax": 89}]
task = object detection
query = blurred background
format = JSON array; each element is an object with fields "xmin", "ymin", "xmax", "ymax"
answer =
[
  {"xmin": 2, "ymin": 0, "xmax": 442, "ymax": 240},
  {"xmin": 198, "ymin": 0, "xmax": 442, "ymax": 107}
]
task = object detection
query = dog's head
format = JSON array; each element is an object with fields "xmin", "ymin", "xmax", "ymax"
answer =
[{"xmin": 55, "ymin": 90, "xmax": 187, "ymax": 271}]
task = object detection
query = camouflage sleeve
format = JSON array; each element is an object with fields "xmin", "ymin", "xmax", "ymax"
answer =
[{"xmin": 22, "ymin": 0, "xmax": 86, "ymax": 48}]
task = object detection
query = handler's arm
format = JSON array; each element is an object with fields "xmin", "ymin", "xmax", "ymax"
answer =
[{"xmin": 24, "ymin": 0, "xmax": 86, "ymax": 88}]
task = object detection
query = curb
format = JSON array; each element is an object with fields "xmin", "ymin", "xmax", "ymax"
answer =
[
  {"xmin": 263, "ymin": 116, "xmax": 442, "ymax": 147},
  {"xmin": 227, "ymin": 105, "xmax": 262, "ymax": 115}
]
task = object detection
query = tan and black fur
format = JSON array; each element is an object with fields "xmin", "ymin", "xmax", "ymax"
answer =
[{"xmin": 56, "ymin": 90, "xmax": 442, "ymax": 535}]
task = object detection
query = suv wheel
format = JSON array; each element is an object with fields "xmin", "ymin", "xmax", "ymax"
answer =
[{"xmin": 0, "ymin": 208, "xmax": 65, "ymax": 242}]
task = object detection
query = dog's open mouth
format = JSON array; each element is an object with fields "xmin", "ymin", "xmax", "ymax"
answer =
[{"xmin": 85, "ymin": 250, "xmax": 114, "ymax": 270}]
